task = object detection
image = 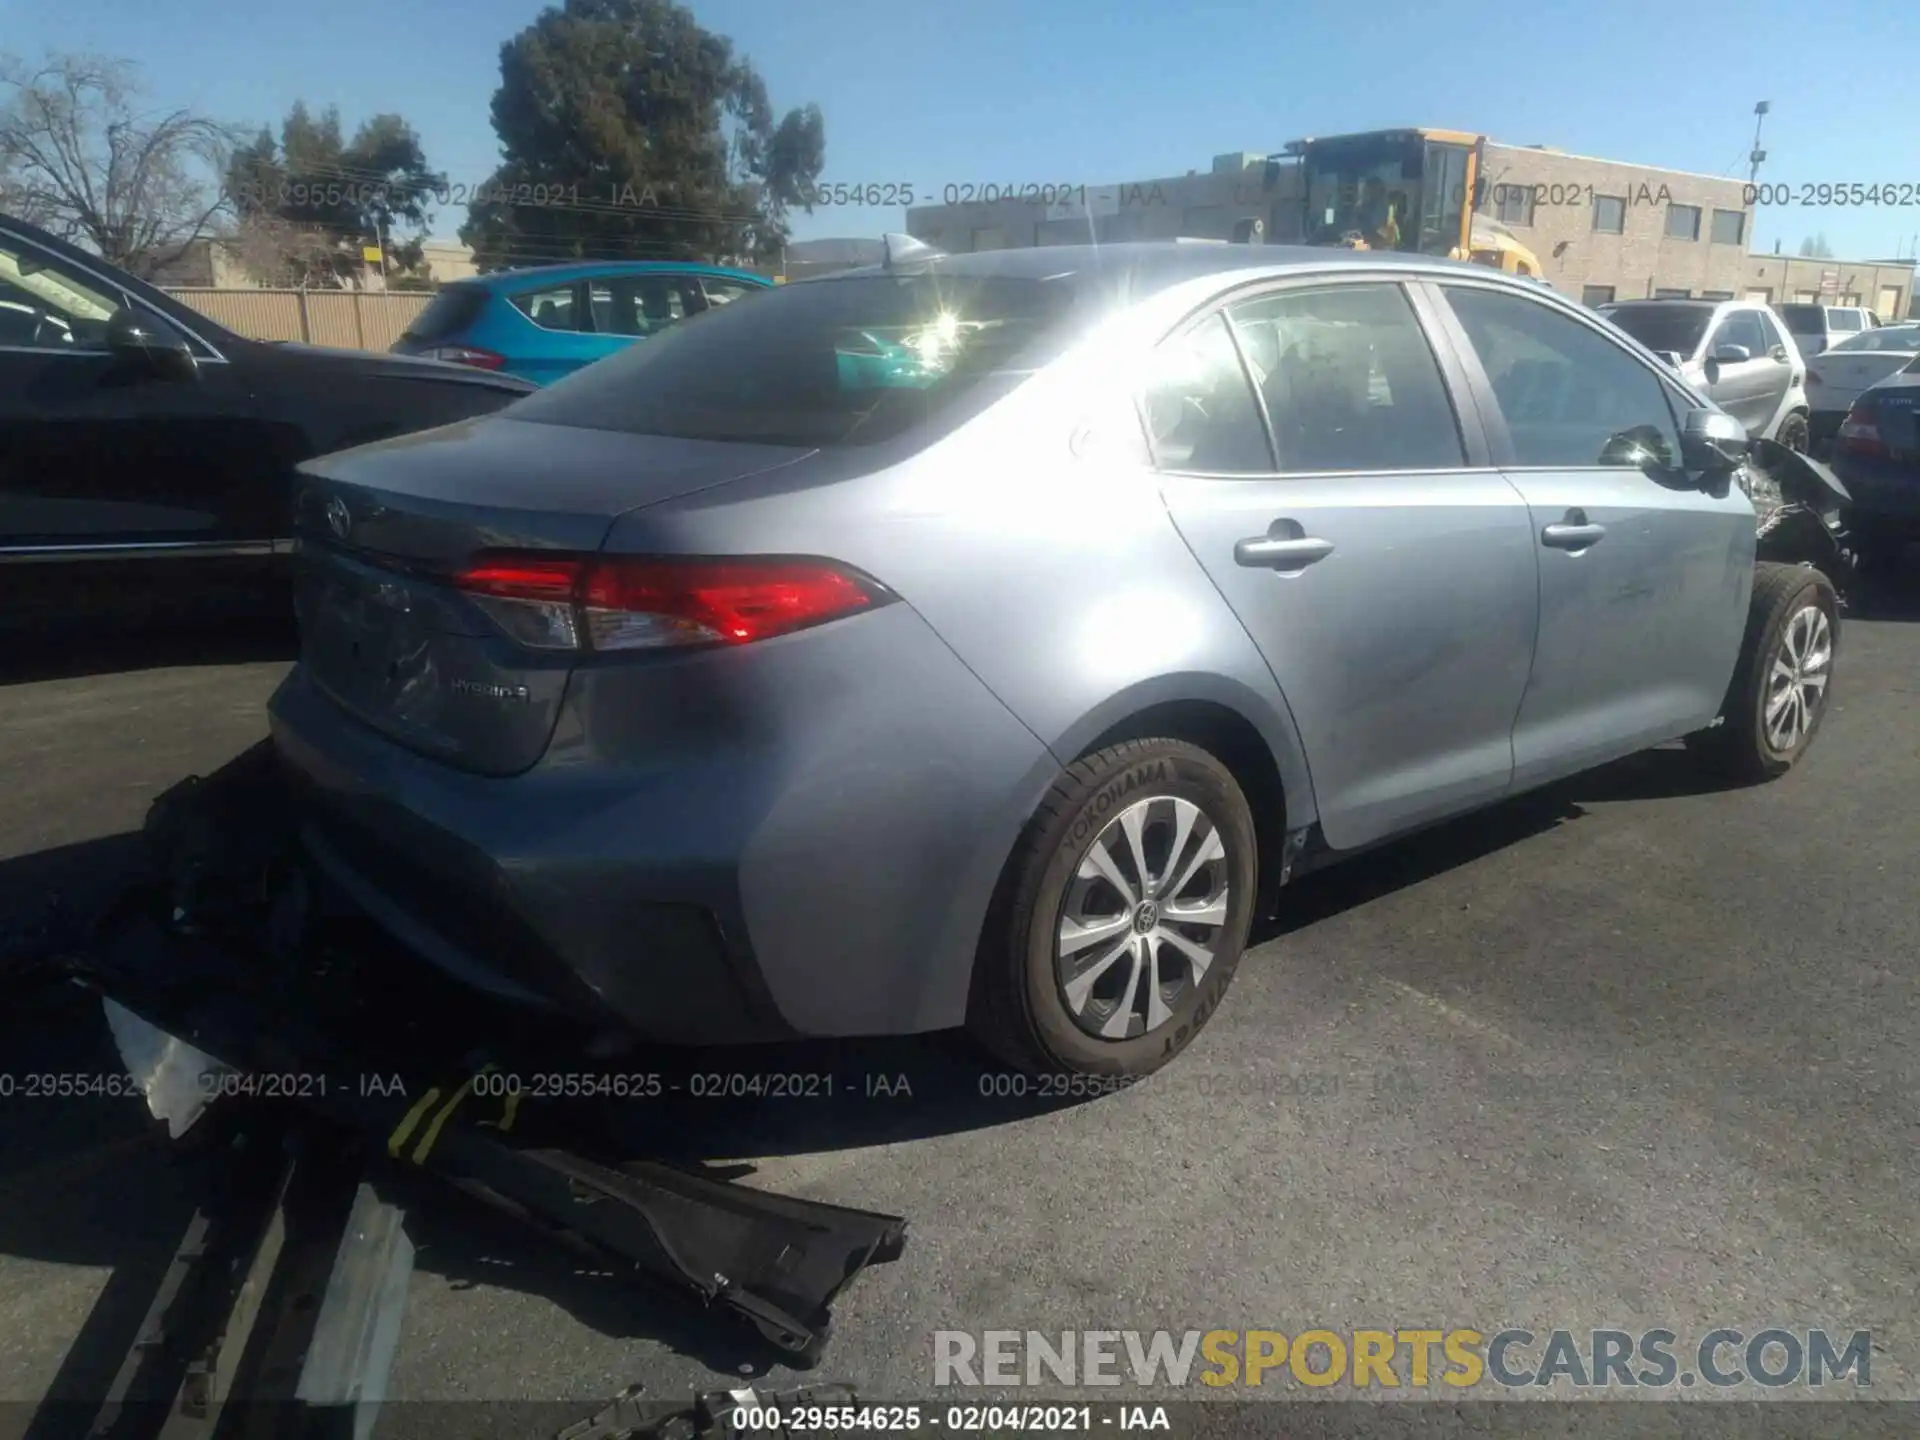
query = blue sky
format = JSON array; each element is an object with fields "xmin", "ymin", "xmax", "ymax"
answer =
[{"xmin": 5, "ymin": 0, "xmax": 1918, "ymax": 262}]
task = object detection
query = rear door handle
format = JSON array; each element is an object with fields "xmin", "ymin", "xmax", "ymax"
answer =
[
  {"xmin": 1235, "ymin": 522, "xmax": 1335, "ymax": 571},
  {"xmin": 1541, "ymin": 519, "xmax": 1606, "ymax": 550}
]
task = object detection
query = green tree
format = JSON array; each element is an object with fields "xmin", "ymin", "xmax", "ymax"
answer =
[
  {"xmin": 1797, "ymin": 233, "xmax": 1834, "ymax": 259},
  {"xmin": 460, "ymin": 0, "xmax": 825, "ymax": 270},
  {"xmin": 227, "ymin": 102, "xmax": 445, "ymax": 285}
]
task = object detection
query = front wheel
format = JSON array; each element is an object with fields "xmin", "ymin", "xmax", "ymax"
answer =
[
  {"xmin": 1775, "ymin": 411, "xmax": 1810, "ymax": 454},
  {"xmin": 1688, "ymin": 563, "xmax": 1838, "ymax": 781},
  {"xmin": 968, "ymin": 739, "xmax": 1257, "ymax": 1078}
]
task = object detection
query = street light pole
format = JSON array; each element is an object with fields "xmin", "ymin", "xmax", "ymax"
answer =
[{"xmin": 1748, "ymin": 101, "xmax": 1770, "ymax": 186}]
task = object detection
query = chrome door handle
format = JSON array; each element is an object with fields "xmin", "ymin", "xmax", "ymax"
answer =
[
  {"xmin": 1541, "ymin": 522, "xmax": 1606, "ymax": 550},
  {"xmin": 1235, "ymin": 535, "xmax": 1335, "ymax": 570}
]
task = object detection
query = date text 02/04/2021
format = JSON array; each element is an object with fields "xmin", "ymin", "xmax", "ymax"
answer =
[{"xmin": 724, "ymin": 1403, "xmax": 1168, "ymax": 1432}]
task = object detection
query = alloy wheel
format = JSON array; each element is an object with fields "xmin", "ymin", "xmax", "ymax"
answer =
[
  {"xmin": 1053, "ymin": 795, "xmax": 1233, "ymax": 1041},
  {"xmin": 1765, "ymin": 602, "xmax": 1833, "ymax": 753}
]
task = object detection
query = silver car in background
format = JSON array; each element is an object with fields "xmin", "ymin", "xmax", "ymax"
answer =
[
  {"xmin": 267, "ymin": 243, "xmax": 1837, "ymax": 1080},
  {"xmin": 1599, "ymin": 298, "xmax": 1811, "ymax": 451}
]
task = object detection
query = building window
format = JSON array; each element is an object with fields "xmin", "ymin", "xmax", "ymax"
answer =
[
  {"xmin": 970, "ymin": 227, "xmax": 1009, "ymax": 252},
  {"xmin": 1653, "ymin": 288, "xmax": 1691, "ymax": 299},
  {"xmin": 1840, "ymin": 292, "xmax": 1860, "ymax": 306},
  {"xmin": 1592, "ymin": 195, "xmax": 1626, "ymax": 234},
  {"xmin": 1582, "ymin": 285, "xmax": 1616, "ymax": 306},
  {"xmin": 1701, "ymin": 290, "xmax": 1735, "ymax": 301},
  {"xmin": 1709, "ymin": 209, "xmax": 1745, "ymax": 245},
  {"xmin": 1494, "ymin": 184, "xmax": 1534, "ymax": 227},
  {"xmin": 1666, "ymin": 204, "xmax": 1702, "ymax": 241},
  {"xmin": 1794, "ymin": 290, "xmax": 1818, "ymax": 303},
  {"xmin": 1746, "ymin": 287, "xmax": 1773, "ymax": 303}
]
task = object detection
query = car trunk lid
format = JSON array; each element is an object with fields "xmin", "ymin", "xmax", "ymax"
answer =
[{"xmin": 291, "ymin": 415, "xmax": 816, "ymax": 776}]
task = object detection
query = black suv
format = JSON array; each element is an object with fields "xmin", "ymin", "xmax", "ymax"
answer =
[{"xmin": 0, "ymin": 215, "xmax": 533, "ymax": 635}]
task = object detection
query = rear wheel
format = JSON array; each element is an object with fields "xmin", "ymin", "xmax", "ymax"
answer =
[
  {"xmin": 968, "ymin": 739, "xmax": 1257, "ymax": 1078},
  {"xmin": 1688, "ymin": 563, "xmax": 1838, "ymax": 781}
]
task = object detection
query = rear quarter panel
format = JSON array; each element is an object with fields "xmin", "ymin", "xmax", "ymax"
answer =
[{"xmin": 596, "ymin": 289, "xmax": 1320, "ymax": 1027}]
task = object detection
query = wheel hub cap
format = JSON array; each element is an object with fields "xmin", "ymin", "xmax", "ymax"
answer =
[
  {"xmin": 1054, "ymin": 794, "xmax": 1232, "ymax": 1042},
  {"xmin": 1765, "ymin": 602, "xmax": 1832, "ymax": 753}
]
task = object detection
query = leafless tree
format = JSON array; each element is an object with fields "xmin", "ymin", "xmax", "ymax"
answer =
[{"xmin": 0, "ymin": 52, "xmax": 243, "ymax": 279}]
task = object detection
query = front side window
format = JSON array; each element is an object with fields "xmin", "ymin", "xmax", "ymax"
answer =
[
  {"xmin": 1140, "ymin": 314, "xmax": 1271, "ymax": 475},
  {"xmin": 1710, "ymin": 311, "xmax": 1767, "ymax": 357},
  {"xmin": 510, "ymin": 271, "xmax": 1081, "ymax": 449},
  {"xmin": 1443, "ymin": 285, "xmax": 1682, "ymax": 470},
  {"xmin": 1753, "ymin": 309, "xmax": 1790, "ymax": 352},
  {"xmin": 510, "ymin": 284, "xmax": 583, "ymax": 332},
  {"xmin": 0, "ymin": 236, "xmax": 120, "ymax": 351},
  {"xmin": 1225, "ymin": 283, "xmax": 1464, "ymax": 472}
]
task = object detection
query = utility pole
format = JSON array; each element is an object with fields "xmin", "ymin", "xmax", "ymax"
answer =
[{"xmin": 1747, "ymin": 101, "xmax": 1770, "ymax": 186}]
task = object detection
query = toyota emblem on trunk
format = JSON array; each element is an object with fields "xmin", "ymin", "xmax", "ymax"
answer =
[{"xmin": 324, "ymin": 495, "xmax": 352, "ymax": 540}]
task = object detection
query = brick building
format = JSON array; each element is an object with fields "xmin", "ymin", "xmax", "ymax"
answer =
[{"xmin": 905, "ymin": 139, "xmax": 1915, "ymax": 319}]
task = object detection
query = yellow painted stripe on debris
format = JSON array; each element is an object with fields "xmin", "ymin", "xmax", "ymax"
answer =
[
  {"xmin": 411, "ymin": 1064, "xmax": 498, "ymax": 1164},
  {"xmin": 387, "ymin": 1088, "xmax": 443, "ymax": 1158}
]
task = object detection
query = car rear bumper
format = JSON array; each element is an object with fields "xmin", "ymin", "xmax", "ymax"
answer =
[{"xmin": 267, "ymin": 602, "xmax": 1054, "ymax": 1045}]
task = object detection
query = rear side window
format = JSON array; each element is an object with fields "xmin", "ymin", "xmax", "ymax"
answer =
[
  {"xmin": 399, "ymin": 285, "xmax": 488, "ymax": 344},
  {"xmin": 1444, "ymin": 286, "xmax": 1681, "ymax": 470},
  {"xmin": 510, "ymin": 271, "xmax": 1080, "ymax": 448},
  {"xmin": 1225, "ymin": 283, "xmax": 1464, "ymax": 472},
  {"xmin": 510, "ymin": 284, "xmax": 583, "ymax": 332},
  {"xmin": 586, "ymin": 276, "xmax": 704, "ymax": 337},
  {"xmin": 1140, "ymin": 314, "xmax": 1272, "ymax": 474}
]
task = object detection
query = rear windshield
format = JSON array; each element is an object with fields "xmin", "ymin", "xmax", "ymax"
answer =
[
  {"xmin": 506, "ymin": 271, "xmax": 1080, "ymax": 448},
  {"xmin": 1831, "ymin": 325, "xmax": 1920, "ymax": 353},
  {"xmin": 1777, "ymin": 305, "xmax": 1826, "ymax": 333},
  {"xmin": 1599, "ymin": 304, "xmax": 1711, "ymax": 356},
  {"xmin": 399, "ymin": 285, "xmax": 488, "ymax": 343}
]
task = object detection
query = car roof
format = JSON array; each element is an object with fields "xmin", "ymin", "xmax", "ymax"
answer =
[
  {"xmin": 809, "ymin": 239, "xmax": 1544, "ymax": 300},
  {"xmin": 459, "ymin": 259, "xmax": 769, "ymax": 291}
]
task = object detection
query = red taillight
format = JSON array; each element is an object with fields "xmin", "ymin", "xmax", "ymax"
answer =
[
  {"xmin": 1838, "ymin": 402, "xmax": 1886, "ymax": 456},
  {"xmin": 449, "ymin": 552, "xmax": 886, "ymax": 652},
  {"xmin": 422, "ymin": 344, "xmax": 507, "ymax": 370}
]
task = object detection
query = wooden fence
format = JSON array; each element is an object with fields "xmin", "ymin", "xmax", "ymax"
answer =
[{"xmin": 163, "ymin": 288, "xmax": 434, "ymax": 350}]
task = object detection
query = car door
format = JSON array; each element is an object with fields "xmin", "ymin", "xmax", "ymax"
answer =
[
  {"xmin": 0, "ymin": 230, "xmax": 276, "ymax": 626},
  {"xmin": 1701, "ymin": 309, "xmax": 1785, "ymax": 434},
  {"xmin": 1151, "ymin": 276, "xmax": 1541, "ymax": 851},
  {"xmin": 1427, "ymin": 280, "xmax": 1755, "ymax": 790}
]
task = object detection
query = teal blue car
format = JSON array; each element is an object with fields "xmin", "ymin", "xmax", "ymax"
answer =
[{"xmin": 393, "ymin": 260, "xmax": 772, "ymax": 385}]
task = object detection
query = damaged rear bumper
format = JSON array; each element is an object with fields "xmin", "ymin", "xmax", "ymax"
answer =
[{"xmin": 58, "ymin": 743, "xmax": 907, "ymax": 1365}]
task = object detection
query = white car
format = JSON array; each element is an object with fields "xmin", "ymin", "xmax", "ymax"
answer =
[
  {"xmin": 1806, "ymin": 322, "xmax": 1920, "ymax": 449},
  {"xmin": 1599, "ymin": 298, "xmax": 1811, "ymax": 450}
]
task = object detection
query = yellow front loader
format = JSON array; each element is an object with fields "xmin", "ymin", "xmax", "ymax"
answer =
[{"xmin": 1289, "ymin": 128, "xmax": 1546, "ymax": 278}]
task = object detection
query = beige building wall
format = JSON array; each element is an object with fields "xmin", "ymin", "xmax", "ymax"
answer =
[{"xmin": 905, "ymin": 137, "xmax": 1916, "ymax": 321}]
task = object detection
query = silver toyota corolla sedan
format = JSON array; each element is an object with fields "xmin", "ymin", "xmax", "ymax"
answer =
[{"xmin": 269, "ymin": 241, "xmax": 1807, "ymax": 1079}]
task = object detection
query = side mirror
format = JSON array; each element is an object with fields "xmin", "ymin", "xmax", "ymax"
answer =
[
  {"xmin": 1711, "ymin": 344, "xmax": 1752, "ymax": 364},
  {"xmin": 1680, "ymin": 407, "xmax": 1749, "ymax": 475},
  {"xmin": 107, "ymin": 305, "xmax": 197, "ymax": 382}
]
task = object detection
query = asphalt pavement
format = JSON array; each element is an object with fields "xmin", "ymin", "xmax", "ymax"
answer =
[{"xmin": 1, "ymin": 590, "xmax": 1917, "ymax": 1435}]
